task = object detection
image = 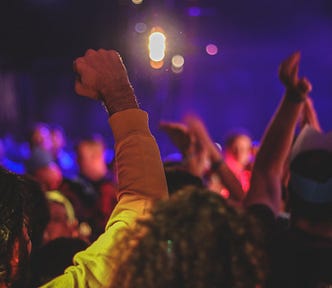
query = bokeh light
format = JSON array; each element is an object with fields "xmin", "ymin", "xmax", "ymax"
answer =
[
  {"xmin": 171, "ymin": 54, "xmax": 184, "ymax": 73},
  {"xmin": 132, "ymin": 0, "xmax": 143, "ymax": 4},
  {"xmin": 206, "ymin": 44, "xmax": 218, "ymax": 56},
  {"xmin": 135, "ymin": 22, "xmax": 147, "ymax": 33},
  {"xmin": 150, "ymin": 60, "xmax": 164, "ymax": 70},
  {"xmin": 171, "ymin": 65, "xmax": 183, "ymax": 74},
  {"xmin": 171, "ymin": 54, "xmax": 184, "ymax": 68}
]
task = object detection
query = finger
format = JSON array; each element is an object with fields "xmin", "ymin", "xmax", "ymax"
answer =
[
  {"xmin": 289, "ymin": 61, "xmax": 299, "ymax": 86},
  {"xmin": 279, "ymin": 51, "xmax": 301, "ymax": 86},
  {"xmin": 297, "ymin": 77, "xmax": 312, "ymax": 94},
  {"xmin": 85, "ymin": 49, "xmax": 97, "ymax": 57},
  {"xmin": 159, "ymin": 121, "xmax": 188, "ymax": 133},
  {"xmin": 73, "ymin": 58, "xmax": 89, "ymax": 76},
  {"xmin": 74, "ymin": 59, "xmax": 99, "ymax": 90},
  {"xmin": 282, "ymin": 51, "xmax": 301, "ymax": 70},
  {"xmin": 74, "ymin": 81, "xmax": 99, "ymax": 99},
  {"xmin": 107, "ymin": 50, "xmax": 128, "ymax": 75},
  {"xmin": 73, "ymin": 58, "xmax": 79, "ymax": 73}
]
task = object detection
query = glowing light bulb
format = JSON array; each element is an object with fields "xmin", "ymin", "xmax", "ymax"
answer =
[{"xmin": 148, "ymin": 31, "xmax": 166, "ymax": 62}]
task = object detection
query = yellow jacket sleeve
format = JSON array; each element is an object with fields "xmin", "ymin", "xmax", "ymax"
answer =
[{"xmin": 41, "ymin": 109, "xmax": 168, "ymax": 288}]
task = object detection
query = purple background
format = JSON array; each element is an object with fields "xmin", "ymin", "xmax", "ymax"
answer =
[{"xmin": 0, "ymin": 0, "xmax": 331, "ymax": 157}]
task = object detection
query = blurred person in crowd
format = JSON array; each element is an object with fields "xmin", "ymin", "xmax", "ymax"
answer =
[
  {"xmin": 42, "ymin": 190, "xmax": 81, "ymax": 244},
  {"xmin": 61, "ymin": 136, "xmax": 118, "ymax": 239},
  {"xmin": 160, "ymin": 116, "xmax": 245, "ymax": 203},
  {"xmin": 223, "ymin": 129, "xmax": 253, "ymax": 193},
  {"xmin": 245, "ymin": 52, "xmax": 332, "ymax": 287},
  {"xmin": 28, "ymin": 123, "xmax": 53, "ymax": 153},
  {"xmin": 0, "ymin": 167, "xmax": 34, "ymax": 288},
  {"xmin": 110, "ymin": 186, "xmax": 266, "ymax": 288},
  {"xmin": 49, "ymin": 125, "xmax": 77, "ymax": 178},
  {"xmin": 25, "ymin": 148, "xmax": 63, "ymax": 192}
]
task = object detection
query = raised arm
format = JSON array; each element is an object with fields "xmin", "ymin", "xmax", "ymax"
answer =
[
  {"xmin": 160, "ymin": 115, "xmax": 245, "ymax": 201},
  {"xmin": 42, "ymin": 49, "xmax": 168, "ymax": 287},
  {"xmin": 299, "ymin": 96, "xmax": 322, "ymax": 132},
  {"xmin": 159, "ymin": 120, "xmax": 209, "ymax": 177},
  {"xmin": 184, "ymin": 114, "xmax": 245, "ymax": 202},
  {"xmin": 244, "ymin": 52, "xmax": 312, "ymax": 215}
]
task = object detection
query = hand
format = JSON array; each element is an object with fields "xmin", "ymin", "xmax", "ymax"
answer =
[
  {"xmin": 159, "ymin": 121, "xmax": 191, "ymax": 154},
  {"xmin": 183, "ymin": 114, "xmax": 221, "ymax": 177},
  {"xmin": 278, "ymin": 51, "xmax": 312, "ymax": 102},
  {"xmin": 73, "ymin": 49, "xmax": 138, "ymax": 115},
  {"xmin": 184, "ymin": 114, "xmax": 221, "ymax": 163},
  {"xmin": 159, "ymin": 118, "xmax": 210, "ymax": 177}
]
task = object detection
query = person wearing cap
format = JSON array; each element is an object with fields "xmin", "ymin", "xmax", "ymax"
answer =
[{"xmin": 245, "ymin": 51, "xmax": 332, "ymax": 287}]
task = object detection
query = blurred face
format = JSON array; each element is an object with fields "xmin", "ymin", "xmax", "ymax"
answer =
[
  {"xmin": 228, "ymin": 135, "xmax": 252, "ymax": 167},
  {"xmin": 51, "ymin": 129, "xmax": 66, "ymax": 155},
  {"xmin": 34, "ymin": 163, "xmax": 63, "ymax": 191},
  {"xmin": 31, "ymin": 124, "xmax": 53, "ymax": 151},
  {"xmin": 77, "ymin": 142, "xmax": 107, "ymax": 181}
]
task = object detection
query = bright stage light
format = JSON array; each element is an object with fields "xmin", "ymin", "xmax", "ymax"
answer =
[{"xmin": 148, "ymin": 30, "xmax": 166, "ymax": 62}]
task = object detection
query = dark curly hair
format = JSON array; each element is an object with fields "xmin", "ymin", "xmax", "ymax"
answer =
[
  {"xmin": 0, "ymin": 167, "xmax": 45, "ymax": 287},
  {"xmin": 110, "ymin": 187, "xmax": 267, "ymax": 288},
  {"xmin": 0, "ymin": 167, "xmax": 26, "ymax": 286}
]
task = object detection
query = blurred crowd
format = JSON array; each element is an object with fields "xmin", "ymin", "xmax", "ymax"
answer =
[{"xmin": 0, "ymin": 49, "xmax": 331, "ymax": 288}]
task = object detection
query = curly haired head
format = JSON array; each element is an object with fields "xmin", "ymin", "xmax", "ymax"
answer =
[{"xmin": 110, "ymin": 187, "xmax": 267, "ymax": 288}]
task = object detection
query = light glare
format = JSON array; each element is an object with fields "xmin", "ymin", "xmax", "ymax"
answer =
[
  {"xmin": 132, "ymin": 0, "xmax": 143, "ymax": 4},
  {"xmin": 148, "ymin": 31, "xmax": 166, "ymax": 62}
]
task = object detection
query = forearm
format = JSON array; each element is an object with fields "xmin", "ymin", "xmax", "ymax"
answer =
[
  {"xmin": 109, "ymin": 109, "xmax": 168, "ymax": 202},
  {"xmin": 254, "ymin": 95, "xmax": 304, "ymax": 175},
  {"xmin": 212, "ymin": 161, "xmax": 245, "ymax": 202},
  {"xmin": 245, "ymin": 95, "xmax": 305, "ymax": 214}
]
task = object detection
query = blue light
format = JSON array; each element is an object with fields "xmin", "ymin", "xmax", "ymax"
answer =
[{"xmin": 188, "ymin": 7, "xmax": 201, "ymax": 17}]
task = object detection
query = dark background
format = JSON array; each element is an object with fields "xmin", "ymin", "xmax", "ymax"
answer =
[{"xmin": 0, "ymin": 0, "xmax": 331, "ymax": 156}]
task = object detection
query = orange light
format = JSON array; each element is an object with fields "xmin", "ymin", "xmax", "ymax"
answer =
[{"xmin": 150, "ymin": 60, "xmax": 164, "ymax": 69}]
